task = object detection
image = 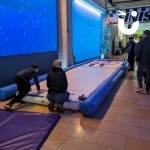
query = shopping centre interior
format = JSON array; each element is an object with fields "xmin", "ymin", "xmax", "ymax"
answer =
[{"xmin": 0, "ymin": 0, "xmax": 150, "ymax": 150}]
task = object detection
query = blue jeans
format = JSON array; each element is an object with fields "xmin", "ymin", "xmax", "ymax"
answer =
[{"xmin": 47, "ymin": 91, "xmax": 70, "ymax": 104}]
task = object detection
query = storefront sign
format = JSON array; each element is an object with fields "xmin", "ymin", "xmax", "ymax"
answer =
[{"xmin": 107, "ymin": 7, "xmax": 150, "ymax": 24}]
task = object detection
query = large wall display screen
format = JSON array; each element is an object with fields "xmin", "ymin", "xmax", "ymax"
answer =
[
  {"xmin": 0, "ymin": 0, "xmax": 57, "ymax": 56},
  {"xmin": 72, "ymin": 0, "xmax": 105, "ymax": 63}
]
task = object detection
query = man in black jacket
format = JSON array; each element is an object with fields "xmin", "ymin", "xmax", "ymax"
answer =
[
  {"xmin": 47, "ymin": 60, "xmax": 70, "ymax": 112},
  {"xmin": 126, "ymin": 37, "xmax": 136, "ymax": 71},
  {"xmin": 4, "ymin": 64, "xmax": 41, "ymax": 109},
  {"xmin": 136, "ymin": 30, "xmax": 150, "ymax": 94}
]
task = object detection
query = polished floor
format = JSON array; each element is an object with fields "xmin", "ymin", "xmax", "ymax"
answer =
[{"xmin": 1, "ymin": 70, "xmax": 150, "ymax": 150}]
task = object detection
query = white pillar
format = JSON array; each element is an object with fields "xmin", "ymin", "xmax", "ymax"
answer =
[{"xmin": 58, "ymin": 0, "xmax": 73, "ymax": 68}]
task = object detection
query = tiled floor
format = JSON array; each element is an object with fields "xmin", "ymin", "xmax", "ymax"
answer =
[{"xmin": 1, "ymin": 70, "xmax": 150, "ymax": 150}]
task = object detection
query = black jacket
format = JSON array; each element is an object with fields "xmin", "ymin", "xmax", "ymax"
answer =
[
  {"xmin": 47, "ymin": 67, "xmax": 68, "ymax": 94},
  {"xmin": 136, "ymin": 37, "xmax": 150, "ymax": 67},
  {"xmin": 134, "ymin": 42, "xmax": 140, "ymax": 56},
  {"xmin": 127, "ymin": 40, "xmax": 136, "ymax": 56},
  {"xmin": 16, "ymin": 67, "xmax": 40, "ymax": 90}
]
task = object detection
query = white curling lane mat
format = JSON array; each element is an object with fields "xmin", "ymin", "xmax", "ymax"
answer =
[
  {"xmin": 66, "ymin": 66, "xmax": 115, "ymax": 94},
  {"xmin": 82, "ymin": 60, "xmax": 123, "ymax": 69}
]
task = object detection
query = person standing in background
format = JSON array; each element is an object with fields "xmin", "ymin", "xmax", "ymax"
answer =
[
  {"xmin": 126, "ymin": 37, "xmax": 136, "ymax": 71},
  {"xmin": 134, "ymin": 36, "xmax": 143, "ymax": 55},
  {"xmin": 135, "ymin": 36, "xmax": 146, "ymax": 92},
  {"xmin": 135, "ymin": 30, "xmax": 150, "ymax": 94}
]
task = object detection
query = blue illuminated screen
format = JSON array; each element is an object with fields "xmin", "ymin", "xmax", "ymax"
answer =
[
  {"xmin": 0, "ymin": 0, "xmax": 57, "ymax": 56},
  {"xmin": 72, "ymin": 0, "xmax": 104, "ymax": 63}
]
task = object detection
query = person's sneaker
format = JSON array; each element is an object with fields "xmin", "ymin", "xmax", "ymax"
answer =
[
  {"xmin": 58, "ymin": 104, "xmax": 64, "ymax": 113},
  {"xmin": 136, "ymin": 88, "xmax": 143, "ymax": 93},
  {"xmin": 48, "ymin": 103, "xmax": 54, "ymax": 111},
  {"xmin": 4, "ymin": 104, "xmax": 12, "ymax": 109},
  {"xmin": 146, "ymin": 91, "xmax": 150, "ymax": 95}
]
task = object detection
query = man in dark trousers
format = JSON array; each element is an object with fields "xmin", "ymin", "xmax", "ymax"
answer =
[
  {"xmin": 126, "ymin": 37, "xmax": 136, "ymax": 71},
  {"xmin": 47, "ymin": 60, "xmax": 70, "ymax": 112},
  {"xmin": 136, "ymin": 30, "xmax": 150, "ymax": 94},
  {"xmin": 4, "ymin": 64, "xmax": 41, "ymax": 109}
]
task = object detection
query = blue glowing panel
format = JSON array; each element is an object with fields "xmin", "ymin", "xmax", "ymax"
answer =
[
  {"xmin": 0, "ymin": 0, "xmax": 57, "ymax": 56},
  {"xmin": 72, "ymin": 0, "xmax": 105, "ymax": 63}
]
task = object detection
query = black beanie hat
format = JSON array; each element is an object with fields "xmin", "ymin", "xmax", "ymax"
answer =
[{"xmin": 31, "ymin": 64, "xmax": 39, "ymax": 69}]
